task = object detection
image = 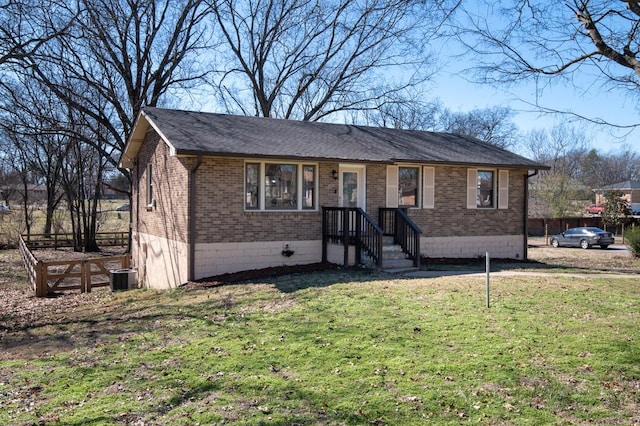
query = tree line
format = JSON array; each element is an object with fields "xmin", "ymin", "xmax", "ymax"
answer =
[{"xmin": 1, "ymin": 0, "xmax": 639, "ymax": 250}]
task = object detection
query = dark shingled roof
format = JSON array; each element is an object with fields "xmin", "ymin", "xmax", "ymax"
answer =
[
  {"xmin": 598, "ymin": 180, "xmax": 640, "ymax": 191},
  {"xmin": 131, "ymin": 107, "xmax": 546, "ymax": 169}
]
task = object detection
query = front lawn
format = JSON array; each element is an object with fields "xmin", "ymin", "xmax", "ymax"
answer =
[{"xmin": 1, "ymin": 265, "xmax": 639, "ymax": 425}]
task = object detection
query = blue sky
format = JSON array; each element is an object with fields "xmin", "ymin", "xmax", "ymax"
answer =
[
  {"xmin": 426, "ymin": 2, "xmax": 640, "ymax": 158},
  {"xmin": 428, "ymin": 66, "xmax": 640, "ymax": 156}
]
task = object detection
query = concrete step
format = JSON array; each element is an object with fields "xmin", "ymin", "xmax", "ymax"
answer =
[
  {"xmin": 382, "ymin": 236, "xmax": 395, "ymax": 245},
  {"xmin": 381, "ymin": 258, "xmax": 415, "ymax": 270},
  {"xmin": 383, "ymin": 266, "xmax": 420, "ymax": 274},
  {"xmin": 361, "ymin": 239, "xmax": 418, "ymax": 272},
  {"xmin": 382, "ymin": 251, "xmax": 407, "ymax": 260}
]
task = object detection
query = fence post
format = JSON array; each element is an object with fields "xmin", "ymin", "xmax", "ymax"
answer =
[
  {"xmin": 81, "ymin": 260, "xmax": 90, "ymax": 293},
  {"xmin": 36, "ymin": 261, "xmax": 47, "ymax": 297},
  {"xmin": 544, "ymin": 223, "xmax": 548, "ymax": 245}
]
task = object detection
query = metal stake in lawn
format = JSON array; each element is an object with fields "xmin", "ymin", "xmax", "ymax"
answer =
[{"xmin": 486, "ymin": 251, "xmax": 490, "ymax": 308}]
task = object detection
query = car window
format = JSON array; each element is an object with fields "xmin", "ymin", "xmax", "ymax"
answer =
[{"xmin": 565, "ymin": 229, "xmax": 576, "ymax": 235}]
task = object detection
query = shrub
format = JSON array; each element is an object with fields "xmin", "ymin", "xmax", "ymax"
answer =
[{"xmin": 625, "ymin": 226, "xmax": 640, "ymax": 258}]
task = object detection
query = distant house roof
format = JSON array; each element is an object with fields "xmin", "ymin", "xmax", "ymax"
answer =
[
  {"xmin": 595, "ymin": 180, "xmax": 640, "ymax": 192},
  {"xmin": 120, "ymin": 107, "xmax": 548, "ymax": 170}
]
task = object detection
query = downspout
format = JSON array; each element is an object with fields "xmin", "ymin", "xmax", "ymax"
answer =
[
  {"xmin": 188, "ymin": 155, "xmax": 203, "ymax": 281},
  {"xmin": 524, "ymin": 169, "xmax": 539, "ymax": 260},
  {"xmin": 135, "ymin": 161, "xmax": 140, "ymax": 254}
]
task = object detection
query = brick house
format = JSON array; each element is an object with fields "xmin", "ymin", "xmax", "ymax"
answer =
[
  {"xmin": 594, "ymin": 180, "xmax": 640, "ymax": 214},
  {"xmin": 119, "ymin": 107, "xmax": 547, "ymax": 289}
]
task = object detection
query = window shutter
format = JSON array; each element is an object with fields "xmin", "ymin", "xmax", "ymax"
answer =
[
  {"xmin": 467, "ymin": 168, "xmax": 477, "ymax": 209},
  {"xmin": 422, "ymin": 166, "xmax": 435, "ymax": 209},
  {"xmin": 386, "ymin": 166, "xmax": 399, "ymax": 208},
  {"xmin": 498, "ymin": 169, "xmax": 509, "ymax": 209}
]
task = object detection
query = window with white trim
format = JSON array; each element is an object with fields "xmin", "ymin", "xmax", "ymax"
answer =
[
  {"xmin": 387, "ymin": 165, "xmax": 435, "ymax": 209},
  {"xmin": 399, "ymin": 166, "xmax": 419, "ymax": 207},
  {"xmin": 244, "ymin": 162, "xmax": 317, "ymax": 211},
  {"xmin": 466, "ymin": 169, "xmax": 509, "ymax": 209},
  {"xmin": 245, "ymin": 163, "xmax": 260, "ymax": 209},
  {"xmin": 146, "ymin": 163, "xmax": 154, "ymax": 208},
  {"xmin": 477, "ymin": 170, "xmax": 494, "ymax": 208}
]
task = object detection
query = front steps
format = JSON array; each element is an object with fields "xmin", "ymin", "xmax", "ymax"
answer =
[{"xmin": 364, "ymin": 236, "xmax": 419, "ymax": 273}]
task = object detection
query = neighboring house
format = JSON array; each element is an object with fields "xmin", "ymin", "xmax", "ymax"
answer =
[
  {"xmin": 119, "ymin": 107, "xmax": 547, "ymax": 289},
  {"xmin": 0, "ymin": 183, "xmax": 47, "ymax": 205},
  {"xmin": 594, "ymin": 180, "xmax": 640, "ymax": 214}
]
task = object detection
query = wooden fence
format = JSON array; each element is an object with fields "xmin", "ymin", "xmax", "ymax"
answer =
[
  {"xmin": 22, "ymin": 232, "xmax": 128, "ymax": 249},
  {"xmin": 528, "ymin": 217, "xmax": 639, "ymax": 237},
  {"xmin": 19, "ymin": 235, "xmax": 131, "ymax": 297}
]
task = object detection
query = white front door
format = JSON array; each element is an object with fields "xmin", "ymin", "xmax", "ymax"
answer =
[{"xmin": 339, "ymin": 166, "xmax": 365, "ymax": 209}]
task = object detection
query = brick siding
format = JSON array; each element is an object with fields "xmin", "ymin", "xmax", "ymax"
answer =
[
  {"xmin": 134, "ymin": 139, "xmax": 528, "ymax": 244},
  {"xmin": 134, "ymin": 133, "xmax": 190, "ymax": 244},
  {"xmin": 131, "ymin": 129, "xmax": 531, "ymax": 287},
  {"xmin": 407, "ymin": 167, "xmax": 527, "ymax": 237},
  {"xmin": 192, "ymin": 158, "xmax": 339, "ymax": 244}
]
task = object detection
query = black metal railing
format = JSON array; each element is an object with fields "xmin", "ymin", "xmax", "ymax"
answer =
[
  {"xmin": 322, "ymin": 207, "xmax": 383, "ymax": 268},
  {"xmin": 379, "ymin": 207, "xmax": 422, "ymax": 268}
]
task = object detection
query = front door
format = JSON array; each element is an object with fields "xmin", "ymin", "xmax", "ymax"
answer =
[{"xmin": 339, "ymin": 167, "xmax": 365, "ymax": 209}]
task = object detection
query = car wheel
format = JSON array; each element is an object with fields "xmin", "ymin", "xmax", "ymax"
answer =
[
  {"xmin": 551, "ymin": 238, "xmax": 560, "ymax": 248},
  {"xmin": 580, "ymin": 239, "xmax": 590, "ymax": 249},
  {"xmin": 600, "ymin": 244, "xmax": 609, "ymax": 249}
]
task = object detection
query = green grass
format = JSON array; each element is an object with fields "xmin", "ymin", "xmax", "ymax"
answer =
[{"xmin": 1, "ymin": 270, "xmax": 639, "ymax": 425}]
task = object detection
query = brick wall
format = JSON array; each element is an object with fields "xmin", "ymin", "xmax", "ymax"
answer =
[
  {"xmin": 193, "ymin": 158, "xmax": 340, "ymax": 244},
  {"xmin": 131, "ymin": 132, "xmax": 533, "ymax": 286},
  {"xmin": 134, "ymin": 133, "xmax": 190, "ymax": 243},
  {"xmin": 366, "ymin": 164, "xmax": 386, "ymax": 212},
  {"xmin": 134, "ymin": 143, "xmax": 529, "ymax": 245},
  {"xmin": 407, "ymin": 167, "xmax": 527, "ymax": 237}
]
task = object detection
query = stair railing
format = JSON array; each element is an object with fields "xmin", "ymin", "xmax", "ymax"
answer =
[
  {"xmin": 379, "ymin": 208, "xmax": 422, "ymax": 268},
  {"xmin": 322, "ymin": 207, "xmax": 383, "ymax": 269}
]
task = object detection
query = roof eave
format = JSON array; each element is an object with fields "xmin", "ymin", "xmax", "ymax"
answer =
[
  {"xmin": 119, "ymin": 109, "xmax": 179, "ymax": 169},
  {"xmin": 172, "ymin": 149, "xmax": 548, "ymax": 170},
  {"xmin": 119, "ymin": 110, "xmax": 149, "ymax": 169},
  {"xmin": 173, "ymin": 149, "xmax": 392, "ymax": 164}
]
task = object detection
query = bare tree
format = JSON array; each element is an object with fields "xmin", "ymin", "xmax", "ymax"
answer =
[
  {"xmin": 580, "ymin": 145, "xmax": 640, "ymax": 189},
  {"xmin": 60, "ymin": 129, "xmax": 109, "ymax": 252},
  {"xmin": 600, "ymin": 145, "xmax": 640, "ymax": 183},
  {"xmin": 359, "ymin": 101, "xmax": 520, "ymax": 149},
  {"xmin": 356, "ymin": 98, "xmax": 443, "ymax": 130},
  {"xmin": 454, "ymin": 0, "xmax": 640, "ymax": 127},
  {"xmin": 0, "ymin": 157, "xmax": 20, "ymax": 208},
  {"xmin": 2, "ymin": 0, "xmax": 211, "ymax": 250},
  {"xmin": 0, "ymin": 0, "xmax": 75, "ymax": 66},
  {"xmin": 524, "ymin": 123, "xmax": 590, "ymax": 217},
  {"xmin": 0, "ymin": 76, "xmax": 72, "ymax": 237},
  {"xmin": 206, "ymin": 0, "xmax": 456, "ymax": 120},
  {"xmin": 23, "ymin": 0, "xmax": 211, "ymax": 167},
  {"xmin": 526, "ymin": 124, "xmax": 589, "ymax": 178},
  {"xmin": 437, "ymin": 106, "xmax": 519, "ymax": 149},
  {"xmin": 0, "ymin": 125, "xmax": 36, "ymax": 236}
]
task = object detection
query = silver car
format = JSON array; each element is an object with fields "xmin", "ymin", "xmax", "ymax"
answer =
[{"xmin": 550, "ymin": 227, "xmax": 615, "ymax": 249}]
